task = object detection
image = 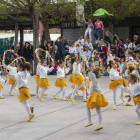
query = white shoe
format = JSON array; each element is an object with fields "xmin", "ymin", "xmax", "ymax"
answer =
[{"xmin": 95, "ymin": 40, "xmax": 97, "ymax": 44}]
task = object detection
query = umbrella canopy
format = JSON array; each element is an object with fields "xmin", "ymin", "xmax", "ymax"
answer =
[{"xmin": 92, "ymin": 8, "xmax": 114, "ymax": 17}]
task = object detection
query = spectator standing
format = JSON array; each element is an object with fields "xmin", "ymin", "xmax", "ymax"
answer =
[
  {"xmin": 83, "ymin": 47, "xmax": 92, "ymax": 61},
  {"xmin": 118, "ymin": 39, "xmax": 125, "ymax": 59},
  {"xmin": 84, "ymin": 37, "xmax": 88, "ymax": 47},
  {"xmin": 97, "ymin": 41, "xmax": 104, "ymax": 65},
  {"xmin": 55, "ymin": 36, "xmax": 67, "ymax": 60},
  {"xmin": 124, "ymin": 37, "xmax": 135, "ymax": 50},
  {"xmin": 77, "ymin": 36, "xmax": 84, "ymax": 46},
  {"xmin": 16, "ymin": 44, "xmax": 23, "ymax": 56},
  {"xmin": 41, "ymin": 40, "xmax": 47, "ymax": 58},
  {"xmin": 103, "ymin": 43, "xmax": 107, "ymax": 66},
  {"xmin": 93, "ymin": 17, "xmax": 104, "ymax": 44},
  {"xmin": 84, "ymin": 19, "xmax": 94, "ymax": 41},
  {"xmin": 65, "ymin": 40, "xmax": 70, "ymax": 55},
  {"xmin": 113, "ymin": 34, "xmax": 119, "ymax": 42},
  {"xmin": 69, "ymin": 43, "xmax": 76, "ymax": 58},
  {"xmin": 23, "ymin": 42, "xmax": 33, "ymax": 75},
  {"xmin": 104, "ymin": 32, "xmax": 111, "ymax": 43},
  {"xmin": 87, "ymin": 39, "xmax": 93, "ymax": 51},
  {"xmin": 114, "ymin": 39, "xmax": 119, "ymax": 50},
  {"xmin": 133, "ymin": 35, "xmax": 140, "ymax": 52},
  {"xmin": 47, "ymin": 38, "xmax": 55, "ymax": 58}
]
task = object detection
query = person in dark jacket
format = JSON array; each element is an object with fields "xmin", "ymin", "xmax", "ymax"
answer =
[
  {"xmin": 41, "ymin": 40, "xmax": 47, "ymax": 58},
  {"xmin": 55, "ymin": 36, "xmax": 67, "ymax": 60},
  {"xmin": 104, "ymin": 32, "xmax": 111, "ymax": 43},
  {"xmin": 23, "ymin": 42, "xmax": 33, "ymax": 75}
]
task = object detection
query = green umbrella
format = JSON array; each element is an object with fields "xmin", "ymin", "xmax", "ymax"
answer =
[{"xmin": 92, "ymin": 8, "xmax": 113, "ymax": 17}]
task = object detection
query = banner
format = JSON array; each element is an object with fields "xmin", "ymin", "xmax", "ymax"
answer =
[{"xmin": 0, "ymin": 37, "xmax": 14, "ymax": 64}]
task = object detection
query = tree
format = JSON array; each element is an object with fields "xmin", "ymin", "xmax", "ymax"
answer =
[
  {"xmin": 39, "ymin": 0, "xmax": 85, "ymax": 41},
  {"xmin": 84, "ymin": 0, "xmax": 133, "ymax": 34},
  {"xmin": 0, "ymin": 0, "xmax": 50, "ymax": 73}
]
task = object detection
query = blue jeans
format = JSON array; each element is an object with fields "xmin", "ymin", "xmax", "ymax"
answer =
[
  {"xmin": 103, "ymin": 71, "xmax": 109, "ymax": 76},
  {"xmin": 93, "ymin": 28, "xmax": 101, "ymax": 40},
  {"xmin": 58, "ymin": 54, "xmax": 65, "ymax": 61}
]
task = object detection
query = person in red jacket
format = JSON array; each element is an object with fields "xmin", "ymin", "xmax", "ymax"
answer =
[{"xmin": 103, "ymin": 43, "xmax": 107, "ymax": 66}]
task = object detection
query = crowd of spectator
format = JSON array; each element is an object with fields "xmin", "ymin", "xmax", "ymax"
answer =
[{"xmin": 4, "ymin": 32, "xmax": 140, "ymax": 76}]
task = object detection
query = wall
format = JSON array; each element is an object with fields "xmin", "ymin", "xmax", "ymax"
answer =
[
  {"xmin": 63, "ymin": 29, "xmax": 83, "ymax": 43},
  {"xmin": 113, "ymin": 27, "xmax": 129, "ymax": 42}
]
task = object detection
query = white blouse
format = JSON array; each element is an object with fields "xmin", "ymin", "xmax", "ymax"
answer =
[
  {"xmin": 69, "ymin": 47, "xmax": 76, "ymax": 54},
  {"xmin": 0, "ymin": 77, "xmax": 5, "ymax": 83},
  {"xmin": 7, "ymin": 65, "xmax": 17, "ymax": 75},
  {"xmin": 107, "ymin": 54, "xmax": 112, "ymax": 65},
  {"xmin": 89, "ymin": 71, "xmax": 101, "ymax": 94},
  {"xmin": 38, "ymin": 64, "xmax": 53, "ymax": 78},
  {"xmin": 109, "ymin": 68, "xmax": 122, "ymax": 80},
  {"xmin": 36, "ymin": 63, "xmax": 40, "ymax": 76},
  {"xmin": 9, "ymin": 71, "xmax": 30, "ymax": 89},
  {"xmin": 126, "ymin": 83, "xmax": 140, "ymax": 97},
  {"xmin": 72, "ymin": 62, "xmax": 81, "ymax": 74},
  {"xmin": 57, "ymin": 67, "xmax": 69, "ymax": 79},
  {"xmin": 87, "ymin": 43, "xmax": 93, "ymax": 51},
  {"xmin": 83, "ymin": 51, "xmax": 91, "ymax": 60}
]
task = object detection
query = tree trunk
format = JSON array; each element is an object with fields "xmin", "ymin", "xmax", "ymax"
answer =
[
  {"xmin": 32, "ymin": 13, "xmax": 39, "ymax": 74},
  {"xmin": 42, "ymin": 18, "xmax": 50, "ymax": 40},
  {"xmin": 14, "ymin": 21, "xmax": 18, "ymax": 52},
  {"xmin": 109, "ymin": 22, "xmax": 113, "ymax": 35}
]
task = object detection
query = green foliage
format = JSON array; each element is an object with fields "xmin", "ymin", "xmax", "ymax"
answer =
[{"xmin": 85, "ymin": 0, "xmax": 134, "ymax": 24}]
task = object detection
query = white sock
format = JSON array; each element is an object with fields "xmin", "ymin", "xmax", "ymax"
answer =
[
  {"xmin": 95, "ymin": 105, "xmax": 102, "ymax": 126},
  {"xmin": 10, "ymin": 83, "xmax": 14, "ymax": 93},
  {"xmin": 0, "ymin": 90, "xmax": 2, "ymax": 97},
  {"xmin": 55, "ymin": 87, "xmax": 63, "ymax": 96},
  {"xmin": 83, "ymin": 90, "xmax": 86, "ymax": 100},
  {"xmin": 113, "ymin": 87, "xmax": 117, "ymax": 105},
  {"xmin": 86, "ymin": 107, "xmax": 91, "ymax": 123},
  {"xmin": 62, "ymin": 86, "xmax": 66, "ymax": 98},
  {"xmin": 135, "ymin": 104, "xmax": 140, "ymax": 121},
  {"xmin": 36, "ymin": 84, "xmax": 39, "ymax": 94},
  {"xmin": 19, "ymin": 100, "xmax": 31, "ymax": 116}
]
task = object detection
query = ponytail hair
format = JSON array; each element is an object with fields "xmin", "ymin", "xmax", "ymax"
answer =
[
  {"xmin": 18, "ymin": 62, "xmax": 32, "ymax": 72},
  {"xmin": 129, "ymin": 66, "xmax": 135, "ymax": 74},
  {"xmin": 109, "ymin": 60, "xmax": 114, "ymax": 69},
  {"xmin": 70, "ymin": 57, "xmax": 75, "ymax": 70},
  {"xmin": 58, "ymin": 60, "xmax": 63, "ymax": 65},
  {"xmin": 92, "ymin": 66, "xmax": 102, "ymax": 79},
  {"xmin": 129, "ymin": 74, "xmax": 139, "ymax": 83}
]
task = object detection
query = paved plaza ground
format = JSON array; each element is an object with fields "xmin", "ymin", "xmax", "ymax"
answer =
[{"xmin": 0, "ymin": 75, "xmax": 140, "ymax": 140}]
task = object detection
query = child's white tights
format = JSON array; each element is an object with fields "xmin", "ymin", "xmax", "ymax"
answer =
[
  {"xmin": 0, "ymin": 90, "xmax": 2, "ymax": 97},
  {"xmin": 86, "ymin": 105, "xmax": 102, "ymax": 126},
  {"xmin": 135, "ymin": 104, "xmax": 140, "ymax": 121},
  {"xmin": 19, "ymin": 100, "xmax": 31, "ymax": 116},
  {"xmin": 10, "ymin": 81, "xmax": 18, "ymax": 93},
  {"xmin": 67, "ymin": 82, "xmax": 84, "ymax": 98},
  {"xmin": 55, "ymin": 86, "xmax": 66, "ymax": 98},
  {"xmin": 112, "ymin": 84, "xmax": 124, "ymax": 105},
  {"xmin": 39, "ymin": 87, "xmax": 49, "ymax": 98}
]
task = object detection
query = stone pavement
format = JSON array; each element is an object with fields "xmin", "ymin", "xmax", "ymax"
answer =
[{"xmin": 0, "ymin": 75, "xmax": 140, "ymax": 140}]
